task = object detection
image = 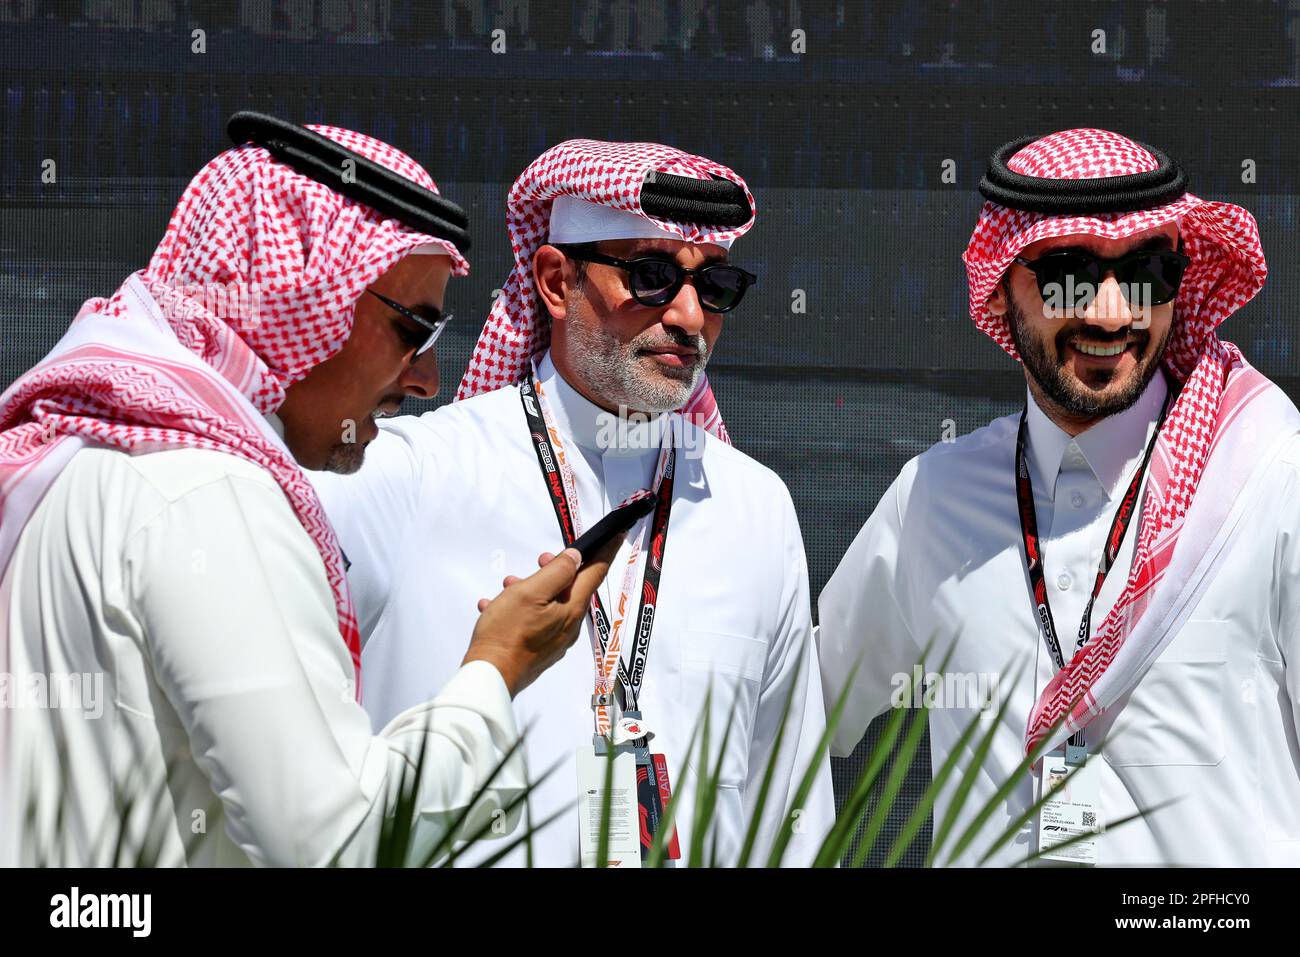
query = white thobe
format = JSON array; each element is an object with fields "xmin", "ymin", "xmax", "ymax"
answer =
[
  {"xmin": 0, "ymin": 430, "xmax": 525, "ymax": 867},
  {"xmin": 311, "ymin": 351, "xmax": 835, "ymax": 866},
  {"xmin": 818, "ymin": 372, "xmax": 1300, "ymax": 866}
]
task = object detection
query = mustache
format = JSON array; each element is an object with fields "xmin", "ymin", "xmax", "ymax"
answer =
[
  {"xmin": 632, "ymin": 330, "xmax": 708, "ymax": 357},
  {"xmin": 372, "ymin": 394, "xmax": 406, "ymax": 417}
]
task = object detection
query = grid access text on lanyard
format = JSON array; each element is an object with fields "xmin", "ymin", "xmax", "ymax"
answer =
[
  {"xmin": 518, "ymin": 372, "xmax": 676, "ymax": 738},
  {"xmin": 1013, "ymin": 391, "xmax": 1170, "ymax": 749}
]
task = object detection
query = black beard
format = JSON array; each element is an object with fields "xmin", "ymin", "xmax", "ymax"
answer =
[{"xmin": 1006, "ymin": 295, "xmax": 1170, "ymax": 421}]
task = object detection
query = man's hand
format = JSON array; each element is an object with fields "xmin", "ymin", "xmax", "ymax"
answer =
[{"xmin": 463, "ymin": 536, "xmax": 621, "ymax": 698}]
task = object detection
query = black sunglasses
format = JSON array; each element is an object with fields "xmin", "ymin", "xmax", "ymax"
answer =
[
  {"xmin": 556, "ymin": 245, "xmax": 757, "ymax": 313},
  {"xmin": 365, "ymin": 288, "xmax": 452, "ymax": 358},
  {"xmin": 1013, "ymin": 242, "xmax": 1191, "ymax": 310}
]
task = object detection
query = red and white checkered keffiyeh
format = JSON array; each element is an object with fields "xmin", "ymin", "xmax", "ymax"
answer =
[
  {"xmin": 963, "ymin": 128, "xmax": 1298, "ymax": 757},
  {"xmin": 0, "ymin": 125, "xmax": 467, "ymax": 690},
  {"xmin": 455, "ymin": 139, "xmax": 756, "ymax": 443}
]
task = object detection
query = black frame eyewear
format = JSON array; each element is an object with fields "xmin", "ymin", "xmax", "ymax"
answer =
[
  {"xmin": 365, "ymin": 288, "xmax": 452, "ymax": 358},
  {"xmin": 1013, "ymin": 242, "xmax": 1191, "ymax": 308},
  {"xmin": 556, "ymin": 245, "xmax": 757, "ymax": 313}
]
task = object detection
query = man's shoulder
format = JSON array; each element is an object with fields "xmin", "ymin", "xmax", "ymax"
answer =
[
  {"xmin": 1270, "ymin": 428, "xmax": 1300, "ymax": 471},
  {"xmin": 687, "ymin": 422, "xmax": 795, "ymax": 505},
  {"xmin": 892, "ymin": 412, "xmax": 1019, "ymax": 506},
  {"xmin": 380, "ymin": 384, "xmax": 524, "ymax": 451},
  {"xmin": 914, "ymin": 411, "xmax": 1019, "ymax": 465},
  {"xmin": 76, "ymin": 443, "xmax": 280, "ymax": 503},
  {"xmin": 31, "ymin": 444, "xmax": 294, "ymax": 552},
  {"xmin": 431, "ymin": 382, "xmax": 525, "ymax": 425}
]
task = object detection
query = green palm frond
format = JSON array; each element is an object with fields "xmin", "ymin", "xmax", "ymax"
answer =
[{"xmin": 21, "ymin": 642, "xmax": 1162, "ymax": 868}]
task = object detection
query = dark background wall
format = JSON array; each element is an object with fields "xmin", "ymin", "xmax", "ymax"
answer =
[{"xmin": 4, "ymin": 0, "xmax": 1298, "ymax": 864}]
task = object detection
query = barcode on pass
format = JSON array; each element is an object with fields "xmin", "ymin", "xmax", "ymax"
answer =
[{"xmin": 1081, "ymin": 811, "xmax": 1096, "ymax": 827}]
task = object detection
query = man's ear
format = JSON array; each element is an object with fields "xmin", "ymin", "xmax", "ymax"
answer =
[
  {"xmin": 986, "ymin": 275, "xmax": 1009, "ymax": 317},
  {"xmin": 532, "ymin": 245, "xmax": 569, "ymax": 322}
]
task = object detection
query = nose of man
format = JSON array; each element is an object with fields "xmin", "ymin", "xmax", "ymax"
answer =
[
  {"xmin": 1080, "ymin": 273, "xmax": 1141, "ymax": 334},
  {"xmin": 398, "ymin": 348, "xmax": 440, "ymax": 400},
  {"xmin": 659, "ymin": 279, "xmax": 707, "ymax": 337}
]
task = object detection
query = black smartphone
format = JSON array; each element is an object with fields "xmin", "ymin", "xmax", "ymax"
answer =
[{"xmin": 570, "ymin": 492, "xmax": 658, "ymax": 564}]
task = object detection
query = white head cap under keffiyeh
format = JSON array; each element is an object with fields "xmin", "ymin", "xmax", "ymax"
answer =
[
  {"xmin": 963, "ymin": 128, "xmax": 1270, "ymax": 756},
  {"xmin": 0, "ymin": 121, "xmax": 467, "ymax": 689},
  {"xmin": 455, "ymin": 139, "xmax": 756, "ymax": 443}
]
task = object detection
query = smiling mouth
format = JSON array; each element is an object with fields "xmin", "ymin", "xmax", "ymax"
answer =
[{"xmin": 1072, "ymin": 341, "xmax": 1130, "ymax": 358}]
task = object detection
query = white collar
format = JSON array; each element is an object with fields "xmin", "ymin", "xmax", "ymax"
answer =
[
  {"xmin": 1024, "ymin": 370, "xmax": 1168, "ymax": 502},
  {"xmin": 536, "ymin": 350, "xmax": 671, "ymax": 459}
]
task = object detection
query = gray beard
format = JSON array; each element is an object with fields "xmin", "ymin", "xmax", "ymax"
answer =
[
  {"xmin": 563, "ymin": 310, "xmax": 709, "ymax": 414},
  {"xmin": 322, "ymin": 440, "xmax": 366, "ymax": 475}
]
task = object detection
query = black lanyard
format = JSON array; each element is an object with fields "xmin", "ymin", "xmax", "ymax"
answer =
[
  {"xmin": 1014, "ymin": 390, "xmax": 1170, "ymax": 746},
  {"xmin": 519, "ymin": 376, "xmax": 675, "ymax": 712}
]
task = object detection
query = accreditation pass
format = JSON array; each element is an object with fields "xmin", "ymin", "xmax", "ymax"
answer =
[
  {"xmin": 576, "ymin": 746, "xmax": 642, "ymax": 868},
  {"xmin": 1035, "ymin": 749, "xmax": 1104, "ymax": 866}
]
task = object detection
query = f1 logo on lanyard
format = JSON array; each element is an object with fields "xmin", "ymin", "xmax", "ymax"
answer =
[{"xmin": 519, "ymin": 371, "xmax": 682, "ymax": 866}]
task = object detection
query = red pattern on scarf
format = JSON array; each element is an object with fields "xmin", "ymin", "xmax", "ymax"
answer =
[
  {"xmin": 0, "ymin": 125, "xmax": 467, "ymax": 689},
  {"xmin": 961, "ymin": 129, "xmax": 1268, "ymax": 754}
]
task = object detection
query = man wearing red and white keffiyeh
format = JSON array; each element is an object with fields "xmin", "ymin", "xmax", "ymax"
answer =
[
  {"xmin": 455, "ymin": 139, "xmax": 742, "ymax": 440},
  {"xmin": 0, "ymin": 119, "xmax": 617, "ymax": 866},
  {"xmin": 819, "ymin": 128, "xmax": 1300, "ymax": 866},
  {"xmin": 312, "ymin": 138, "xmax": 836, "ymax": 867}
]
